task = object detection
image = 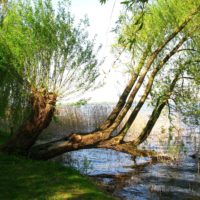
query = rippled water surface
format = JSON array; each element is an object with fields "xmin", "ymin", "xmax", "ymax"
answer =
[
  {"xmin": 64, "ymin": 135, "xmax": 200, "ymax": 200},
  {"xmin": 44, "ymin": 104, "xmax": 200, "ymax": 200}
]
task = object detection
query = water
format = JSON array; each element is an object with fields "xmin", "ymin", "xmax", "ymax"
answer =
[
  {"xmin": 116, "ymin": 157, "xmax": 200, "ymax": 200},
  {"xmin": 62, "ymin": 133, "xmax": 200, "ymax": 200},
  {"xmin": 42, "ymin": 104, "xmax": 200, "ymax": 200}
]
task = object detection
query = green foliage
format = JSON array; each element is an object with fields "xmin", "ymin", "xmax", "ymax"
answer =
[
  {"xmin": 116, "ymin": 0, "xmax": 199, "ymax": 53},
  {"xmin": 0, "ymin": 71, "xmax": 30, "ymax": 132},
  {"xmin": 0, "ymin": 41, "xmax": 30, "ymax": 132},
  {"xmin": 70, "ymin": 98, "xmax": 89, "ymax": 107},
  {"xmin": 1, "ymin": 0, "xmax": 100, "ymax": 97},
  {"xmin": 0, "ymin": 0, "xmax": 100, "ymax": 131},
  {"xmin": 100, "ymin": 0, "xmax": 148, "ymax": 6},
  {"xmin": 115, "ymin": 0, "xmax": 200, "ymax": 125}
]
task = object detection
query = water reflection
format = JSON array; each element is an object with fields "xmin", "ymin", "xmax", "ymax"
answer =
[{"xmin": 44, "ymin": 104, "xmax": 200, "ymax": 200}]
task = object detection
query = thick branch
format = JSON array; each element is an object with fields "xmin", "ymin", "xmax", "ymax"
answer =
[
  {"xmin": 133, "ymin": 73, "xmax": 180, "ymax": 145},
  {"xmin": 114, "ymin": 35, "xmax": 189, "ymax": 142},
  {"xmin": 99, "ymin": 47, "xmax": 150, "ymax": 130},
  {"xmin": 29, "ymin": 129, "xmax": 112, "ymax": 160},
  {"xmin": 29, "ymin": 137, "xmax": 171, "ymax": 161},
  {"xmin": 98, "ymin": 9, "xmax": 197, "ymax": 135},
  {"xmin": 1, "ymin": 88, "xmax": 57, "ymax": 154}
]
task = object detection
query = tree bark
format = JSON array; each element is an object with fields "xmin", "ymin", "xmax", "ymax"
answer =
[
  {"xmin": 29, "ymin": 135, "xmax": 171, "ymax": 160},
  {"xmin": 133, "ymin": 73, "xmax": 180, "ymax": 145},
  {"xmin": 98, "ymin": 8, "xmax": 196, "ymax": 134},
  {"xmin": 1, "ymin": 88, "xmax": 57, "ymax": 155},
  {"xmin": 99, "ymin": 73, "xmax": 139, "ymax": 130},
  {"xmin": 113, "ymin": 35, "xmax": 189, "ymax": 142},
  {"xmin": 1, "ymin": 6, "xmax": 198, "ymax": 160},
  {"xmin": 99, "ymin": 47, "xmax": 150, "ymax": 130}
]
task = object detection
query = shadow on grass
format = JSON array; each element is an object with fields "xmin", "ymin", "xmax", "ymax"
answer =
[{"xmin": 0, "ymin": 153, "xmax": 114, "ymax": 200}]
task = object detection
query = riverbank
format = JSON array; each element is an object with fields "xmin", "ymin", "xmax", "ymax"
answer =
[
  {"xmin": 0, "ymin": 153, "xmax": 116, "ymax": 200},
  {"xmin": 0, "ymin": 132, "xmax": 115, "ymax": 200}
]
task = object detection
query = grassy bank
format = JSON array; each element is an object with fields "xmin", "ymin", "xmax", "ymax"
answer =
[
  {"xmin": 0, "ymin": 132, "xmax": 114, "ymax": 200},
  {"xmin": 0, "ymin": 130, "xmax": 10, "ymax": 145}
]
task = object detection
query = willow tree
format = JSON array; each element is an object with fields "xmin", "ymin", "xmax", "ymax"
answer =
[
  {"xmin": 0, "ymin": 0, "xmax": 100, "ymax": 154},
  {"xmin": 1, "ymin": 0, "xmax": 200, "ymax": 161},
  {"xmin": 100, "ymin": 0, "xmax": 200, "ymax": 145}
]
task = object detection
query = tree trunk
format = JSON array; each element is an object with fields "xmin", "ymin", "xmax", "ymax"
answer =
[
  {"xmin": 99, "ymin": 73, "xmax": 139, "ymax": 130},
  {"xmin": 133, "ymin": 73, "xmax": 180, "ymax": 145},
  {"xmin": 1, "ymin": 6, "xmax": 198, "ymax": 160},
  {"xmin": 29, "ymin": 134, "xmax": 171, "ymax": 161},
  {"xmin": 114, "ymin": 35, "xmax": 188, "ymax": 142},
  {"xmin": 98, "ymin": 9, "xmax": 195, "ymax": 133},
  {"xmin": 28, "ymin": 74, "xmax": 179, "ymax": 160},
  {"xmin": 1, "ymin": 88, "xmax": 57, "ymax": 155},
  {"xmin": 134, "ymin": 100, "xmax": 166, "ymax": 146},
  {"xmin": 99, "ymin": 47, "xmax": 150, "ymax": 130}
]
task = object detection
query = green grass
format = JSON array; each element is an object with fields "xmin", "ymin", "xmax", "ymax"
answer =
[
  {"xmin": 0, "ymin": 154, "xmax": 115, "ymax": 200},
  {"xmin": 0, "ymin": 130, "xmax": 10, "ymax": 145},
  {"xmin": 0, "ymin": 133, "xmax": 115, "ymax": 200}
]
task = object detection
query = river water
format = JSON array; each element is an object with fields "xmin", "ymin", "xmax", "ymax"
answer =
[{"xmin": 41, "ymin": 104, "xmax": 200, "ymax": 200}]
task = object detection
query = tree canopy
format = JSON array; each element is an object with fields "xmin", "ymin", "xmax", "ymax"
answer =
[
  {"xmin": 0, "ymin": 0, "xmax": 100, "ymax": 129},
  {"xmin": 114, "ymin": 0, "xmax": 200, "ymax": 125},
  {"xmin": 1, "ymin": 0, "xmax": 100, "ymax": 95}
]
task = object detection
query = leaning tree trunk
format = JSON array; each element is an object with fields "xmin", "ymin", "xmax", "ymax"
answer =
[
  {"xmin": 27, "ymin": 75, "xmax": 179, "ymax": 160},
  {"xmin": 99, "ymin": 71, "xmax": 181, "ymax": 148},
  {"xmin": 1, "ymin": 6, "xmax": 198, "ymax": 160},
  {"xmin": 113, "ymin": 35, "xmax": 189, "ymax": 143},
  {"xmin": 99, "ymin": 47, "xmax": 150, "ymax": 130},
  {"xmin": 133, "ymin": 73, "xmax": 180, "ymax": 146},
  {"xmin": 1, "ymin": 88, "xmax": 57, "ymax": 155},
  {"xmin": 99, "ymin": 73, "xmax": 139, "ymax": 130},
  {"xmin": 99, "ymin": 9, "xmax": 195, "ymax": 133}
]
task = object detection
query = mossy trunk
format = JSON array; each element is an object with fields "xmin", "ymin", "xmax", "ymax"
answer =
[{"xmin": 1, "ymin": 88, "xmax": 57, "ymax": 155}]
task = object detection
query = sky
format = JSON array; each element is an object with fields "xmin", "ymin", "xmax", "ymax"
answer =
[{"xmin": 68, "ymin": 0, "xmax": 129, "ymax": 103}]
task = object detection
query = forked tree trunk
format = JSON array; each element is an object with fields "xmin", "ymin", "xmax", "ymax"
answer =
[
  {"xmin": 1, "ymin": 6, "xmax": 198, "ymax": 160},
  {"xmin": 27, "ymin": 75, "xmax": 178, "ymax": 160},
  {"xmin": 99, "ymin": 74, "xmax": 138, "ymax": 130},
  {"xmin": 1, "ymin": 88, "xmax": 57, "ymax": 155},
  {"xmin": 99, "ymin": 71, "xmax": 181, "ymax": 148},
  {"xmin": 133, "ymin": 73, "xmax": 180, "ymax": 145},
  {"xmin": 99, "ymin": 8, "xmax": 196, "ymax": 133},
  {"xmin": 113, "ymin": 35, "xmax": 188, "ymax": 142},
  {"xmin": 99, "ymin": 47, "xmax": 150, "ymax": 130}
]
